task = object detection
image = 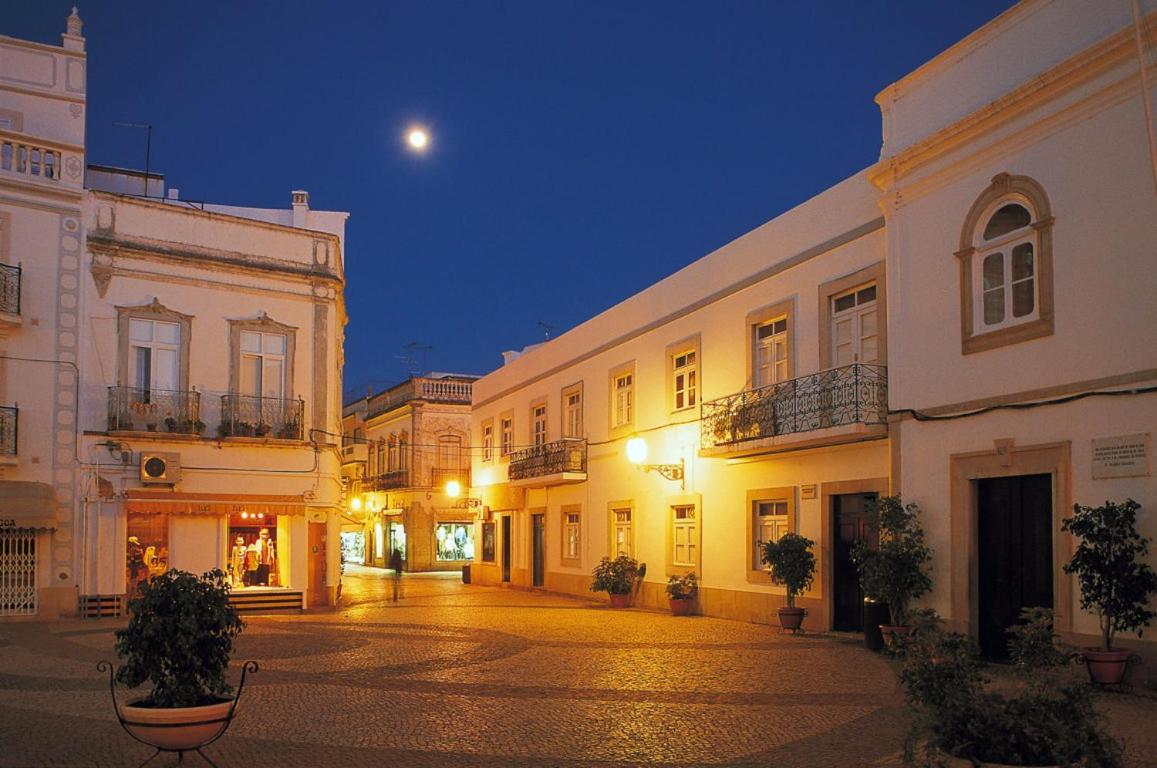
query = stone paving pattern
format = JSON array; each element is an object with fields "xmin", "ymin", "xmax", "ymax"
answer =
[{"xmin": 1, "ymin": 566, "xmax": 1155, "ymax": 767}]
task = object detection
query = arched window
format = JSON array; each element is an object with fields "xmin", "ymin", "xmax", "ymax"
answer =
[{"xmin": 956, "ymin": 173, "xmax": 1055, "ymax": 354}]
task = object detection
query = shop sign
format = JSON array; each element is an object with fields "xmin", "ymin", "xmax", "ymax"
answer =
[{"xmin": 1091, "ymin": 433, "xmax": 1150, "ymax": 480}]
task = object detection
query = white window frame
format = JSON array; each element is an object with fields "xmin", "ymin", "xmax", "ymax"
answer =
[
  {"xmin": 613, "ymin": 372, "xmax": 633, "ymax": 427},
  {"xmin": 532, "ymin": 404, "xmax": 547, "ymax": 448},
  {"xmin": 672, "ymin": 505, "xmax": 697, "ymax": 567},
  {"xmin": 612, "ymin": 508, "xmax": 632, "ymax": 558},
  {"xmin": 671, "ymin": 350, "xmax": 697, "ymax": 411},
  {"xmin": 129, "ymin": 318, "xmax": 180, "ymax": 393},
  {"xmin": 754, "ymin": 317, "xmax": 789, "ymax": 388},
  {"xmin": 753, "ymin": 499, "xmax": 790, "ymax": 570},
  {"xmin": 482, "ymin": 421, "xmax": 494, "ymax": 462},
  {"xmin": 831, "ymin": 283, "xmax": 879, "ymax": 366},
  {"xmin": 565, "ymin": 512, "xmax": 581, "ymax": 560},
  {"xmin": 564, "ymin": 387, "xmax": 583, "ymax": 438},
  {"xmin": 971, "ymin": 199, "xmax": 1040, "ymax": 334},
  {"xmin": 500, "ymin": 416, "xmax": 513, "ymax": 457},
  {"xmin": 239, "ymin": 329, "xmax": 287, "ymax": 400}
]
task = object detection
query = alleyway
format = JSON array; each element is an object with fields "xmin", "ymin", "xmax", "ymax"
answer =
[{"xmin": 0, "ymin": 569, "xmax": 1152, "ymax": 767}]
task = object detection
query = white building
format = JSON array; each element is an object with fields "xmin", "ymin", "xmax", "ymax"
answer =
[
  {"xmin": 468, "ymin": 0, "xmax": 1157, "ymax": 668},
  {"xmin": 0, "ymin": 11, "xmax": 349, "ymax": 618}
]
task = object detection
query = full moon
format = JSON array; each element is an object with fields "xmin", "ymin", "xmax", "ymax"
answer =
[{"xmin": 406, "ymin": 127, "xmax": 430, "ymax": 151}]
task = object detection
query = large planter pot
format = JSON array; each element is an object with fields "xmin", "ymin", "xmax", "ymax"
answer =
[
  {"xmin": 778, "ymin": 606, "xmax": 805, "ymax": 631},
  {"xmin": 669, "ymin": 598, "xmax": 693, "ymax": 616},
  {"xmin": 121, "ymin": 698, "xmax": 234, "ymax": 751},
  {"xmin": 1082, "ymin": 648, "xmax": 1130, "ymax": 685},
  {"xmin": 609, "ymin": 593, "xmax": 631, "ymax": 608},
  {"xmin": 879, "ymin": 624, "xmax": 912, "ymax": 649},
  {"xmin": 944, "ymin": 755, "xmax": 1058, "ymax": 768}
]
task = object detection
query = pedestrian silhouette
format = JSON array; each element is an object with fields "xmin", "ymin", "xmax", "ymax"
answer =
[{"xmin": 389, "ymin": 547, "xmax": 403, "ymax": 602}]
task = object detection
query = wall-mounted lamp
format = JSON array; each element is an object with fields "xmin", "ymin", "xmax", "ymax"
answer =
[
  {"xmin": 445, "ymin": 480, "xmax": 483, "ymax": 511},
  {"xmin": 349, "ymin": 496, "xmax": 363, "ymax": 512},
  {"xmin": 625, "ymin": 436, "xmax": 684, "ymax": 490}
]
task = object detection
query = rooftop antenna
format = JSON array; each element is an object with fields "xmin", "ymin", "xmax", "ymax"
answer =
[
  {"xmin": 537, "ymin": 320, "xmax": 556, "ymax": 340},
  {"xmin": 113, "ymin": 121, "xmax": 153, "ymax": 197},
  {"xmin": 398, "ymin": 341, "xmax": 433, "ymax": 376}
]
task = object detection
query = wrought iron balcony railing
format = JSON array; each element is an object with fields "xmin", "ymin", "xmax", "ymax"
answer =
[
  {"xmin": 430, "ymin": 466, "xmax": 471, "ymax": 489},
  {"xmin": 0, "ymin": 405, "xmax": 16, "ymax": 456},
  {"xmin": 219, "ymin": 394, "xmax": 304, "ymax": 440},
  {"xmin": 0, "ymin": 263, "xmax": 20, "ymax": 315},
  {"xmin": 367, "ymin": 469, "xmax": 411, "ymax": 491},
  {"xmin": 107, "ymin": 387, "xmax": 203, "ymax": 434},
  {"xmin": 509, "ymin": 438, "xmax": 588, "ymax": 480},
  {"xmin": 701, "ymin": 363, "xmax": 887, "ymax": 450}
]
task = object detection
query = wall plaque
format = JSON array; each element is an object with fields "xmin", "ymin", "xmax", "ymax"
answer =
[
  {"xmin": 800, "ymin": 484, "xmax": 817, "ymax": 500},
  {"xmin": 1091, "ymin": 433, "xmax": 1150, "ymax": 480}
]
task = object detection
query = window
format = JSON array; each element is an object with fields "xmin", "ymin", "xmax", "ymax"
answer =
[
  {"xmin": 561, "ymin": 505, "xmax": 582, "ymax": 566},
  {"xmin": 753, "ymin": 500, "xmax": 790, "ymax": 570},
  {"xmin": 481, "ymin": 522, "xmax": 496, "ymax": 562},
  {"xmin": 613, "ymin": 372, "xmax": 633, "ymax": 426},
  {"xmin": 500, "ymin": 415, "xmax": 513, "ymax": 457},
  {"xmin": 387, "ymin": 434, "xmax": 399, "ymax": 472},
  {"xmin": 437, "ymin": 435, "xmax": 462, "ymax": 472},
  {"xmin": 398, "ymin": 432, "xmax": 409, "ymax": 472},
  {"xmin": 956, "ymin": 173, "xmax": 1055, "ymax": 354},
  {"xmin": 240, "ymin": 330, "xmax": 286, "ymax": 399},
  {"xmin": 532, "ymin": 403, "xmax": 547, "ymax": 447},
  {"xmin": 755, "ymin": 318, "xmax": 788, "ymax": 387},
  {"xmin": 129, "ymin": 318, "xmax": 180, "ymax": 392},
  {"xmin": 831, "ymin": 284, "xmax": 878, "ymax": 366},
  {"xmin": 672, "ymin": 505, "xmax": 697, "ymax": 567},
  {"xmin": 482, "ymin": 420, "xmax": 494, "ymax": 462},
  {"xmin": 562, "ymin": 383, "xmax": 583, "ymax": 438},
  {"xmin": 612, "ymin": 508, "xmax": 632, "ymax": 558},
  {"xmin": 672, "ymin": 350, "xmax": 697, "ymax": 410}
]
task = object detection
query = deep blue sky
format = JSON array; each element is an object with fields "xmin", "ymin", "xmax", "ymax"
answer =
[{"xmin": 11, "ymin": 1, "xmax": 1014, "ymax": 400}]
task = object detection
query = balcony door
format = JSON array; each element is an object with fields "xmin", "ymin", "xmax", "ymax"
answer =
[
  {"xmin": 130, "ymin": 318, "xmax": 179, "ymax": 395},
  {"xmin": 240, "ymin": 331, "xmax": 286, "ymax": 400},
  {"xmin": 754, "ymin": 318, "xmax": 788, "ymax": 389},
  {"xmin": 831, "ymin": 285, "xmax": 878, "ymax": 366}
]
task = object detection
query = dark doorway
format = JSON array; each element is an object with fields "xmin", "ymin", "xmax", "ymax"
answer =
[
  {"xmin": 532, "ymin": 514, "xmax": 545, "ymax": 587},
  {"xmin": 977, "ymin": 473, "xmax": 1053, "ymax": 659},
  {"xmin": 832, "ymin": 492, "xmax": 878, "ymax": 631},
  {"xmin": 501, "ymin": 515, "xmax": 512, "ymax": 583}
]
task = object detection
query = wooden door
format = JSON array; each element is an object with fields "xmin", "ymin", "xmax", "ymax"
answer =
[
  {"xmin": 532, "ymin": 514, "xmax": 545, "ymax": 587},
  {"xmin": 308, "ymin": 522, "xmax": 326, "ymax": 607},
  {"xmin": 501, "ymin": 515, "xmax": 512, "ymax": 583},
  {"xmin": 832, "ymin": 493, "xmax": 877, "ymax": 631},
  {"xmin": 978, "ymin": 474, "xmax": 1053, "ymax": 659}
]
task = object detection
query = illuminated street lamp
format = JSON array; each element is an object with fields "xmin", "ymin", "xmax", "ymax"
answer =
[
  {"xmin": 349, "ymin": 496, "xmax": 363, "ymax": 512},
  {"xmin": 444, "ymin": 479, "xmax": 483, "ymax": 511},
  {"xmin": 625, "ymin": 436, "xmax": 684, "ymax": 489}
]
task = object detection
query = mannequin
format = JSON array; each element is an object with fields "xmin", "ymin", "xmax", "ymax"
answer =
[
  {"xmin": 254, "ymin": 527, "xmax": 276, "ymax": 586},
  {"xmin": 229, "ymin": 535, "xmax": 247, "ymax": 588}
]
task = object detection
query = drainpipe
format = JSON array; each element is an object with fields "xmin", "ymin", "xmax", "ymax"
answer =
[{"xmin": 1131, "ymin": 0, "xmax": 1157, "ymax": 196}]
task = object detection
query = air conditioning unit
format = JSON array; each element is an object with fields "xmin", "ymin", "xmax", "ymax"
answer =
[{"xmin": 140, "ymin": 452, "xmax": 181, "ymax": 485}]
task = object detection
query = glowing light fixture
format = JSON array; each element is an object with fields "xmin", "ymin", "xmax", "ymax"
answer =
[
  {"xmin": 406, "ymin": 126, "xmax": 430, "ymax": 152},
  {"xmin": 350, "ymin": 496, "xmax": 362, "ymax": 512},
  {"xmin": 625, "ymin": 436, "xmax": 685, "ymax": 489},
  {"xmin": 626, "ymin": 437, "xmax": 648, "ymax": 465},
  {"xmin": 445, "ymin": 479, "xmax": 462, "ymax": 498}
]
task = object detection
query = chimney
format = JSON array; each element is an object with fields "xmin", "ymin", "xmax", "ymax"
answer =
[
  {"xmin": 291, "ymin": 190, "xmax": 309, "ymax": 228},
  {"xmin": 62, "ymin": 6, "xmax": 85, "ymax": 52}
]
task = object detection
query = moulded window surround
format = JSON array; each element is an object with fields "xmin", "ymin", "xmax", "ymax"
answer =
[
  {"xmin": 115, "ymin": 299, "xmax": 193, "ymax": 393},
  {"xmin": 745, "ymin": 486, "xmax": 797, "ymax": 584},
  {"xmin": 499, "ymin": 411, "xmax": 514, "ymax": 459},
  {"xmin": 608, "ymin": 360, "xmax": 636, "ymax": 438},
  {"xmin": 818, "ymin": 263, "xmax": 887, "ymax": 369},
  {"xmin": 955, "ymin": 173, "xmax": 1055, "ymax": 355},
  {"xmin": 607, "ymin": 499, "xmax": 634, "ymax": 559},
  {"xmin": 561, "ymin": 381, "xmax": 584, "ymax": 438},
  {"xmin": 560, "ymin": 504, "xmax": 582, "ymax": 568},
  {"xmin": 746, "ymin": 298, "xmax": 795, "ymax": 389},
  {"xmin": 665, "ymin": 334, "xmax": 702, "ymax": 415},
  {"xmin": 228, "ymin": 312, "xmax": 298, "ymax": 399},
  {"xmin": 664, "ymin": 492, "xmax": 702, "ymax": 577},
  {"xmin": 481, "ymin": 419, "xmax": 494, "ymax": 462}
]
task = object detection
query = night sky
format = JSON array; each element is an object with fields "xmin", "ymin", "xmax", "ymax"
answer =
[{"xmin": 10, "ymin": 1, "xmax": 1014, "ymax": 401}]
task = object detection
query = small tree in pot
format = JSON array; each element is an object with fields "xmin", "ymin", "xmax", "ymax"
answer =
[
  {"xmin": 666, "ymin": 572, "xmax": 698, "ymax": 616},
  {"xmin": 851, "ymin": 495, "xmax": 932, "ymax": 645},
  {"xmin": 106, "ymin": 569, "xmax": 253, "ymax": 755},
  {"xmin": 1062, "ymin": 498, "xmax": 1157, "ymax": 684},
  {"xmin": 760, "ymin": 532, "xmax": 816, "ymax": 631},
  {"xmin": 591, "ymin": 555, "xmax": 640, "ymax": 608}
]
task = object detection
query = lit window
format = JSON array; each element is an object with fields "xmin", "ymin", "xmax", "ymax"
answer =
[{"xmin": 672, "ymin": 505, "xmax": 697, "ymax": 567}]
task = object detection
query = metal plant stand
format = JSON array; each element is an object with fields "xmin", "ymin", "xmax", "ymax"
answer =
[{"xmin": 98, "ymin": 660, "xmax": 259, "ymax": 767}]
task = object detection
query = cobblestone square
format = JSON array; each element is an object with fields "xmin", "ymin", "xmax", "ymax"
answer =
[{"xmin": 1, "ymin": 568, "xmax": 1154, "ymax": 767}]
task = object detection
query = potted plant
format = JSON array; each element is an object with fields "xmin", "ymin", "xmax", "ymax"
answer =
[
  {"xmin": 277, "ymin": 420, "xmax": 301, "ymax": 440},
  {"xmin": 591, "ymin": 555, "xmax": 639, "ymax": 608},
  {"xmin": 760, "ymin": 532, "xmax": 816, "ymax": 631},
  {"xmin": 106, "ymin": 569, "xmax": 252, "ymax": 755},
  {"xmin": 255, "ymin": 422, "xmax": 272, "ymax": 437},
  {"xmin": 1062, "ymin": 498, "xmax": 1157, "ymax": 685},
  {"xmin": 900, "ymin": 609, "xmax": 1122, "ymax": 767},
  {"xmin": 164, "ymin": 416, "xmax": 178, "ymax": 433},
  {"xmin": 666, "ymin": 573, "xmax": 698, "ymax": 616},
  {"xmin": 851, "ymin": 495, "xmax": 932, "ymax": 646}
]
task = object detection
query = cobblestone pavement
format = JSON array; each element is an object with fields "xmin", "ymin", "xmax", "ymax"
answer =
[{"xmin": 1, "ymin": 566, "xmax": 1154, "ymax": 767}]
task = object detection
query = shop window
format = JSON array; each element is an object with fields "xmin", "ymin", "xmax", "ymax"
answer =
[
  {"xmin": 126, "ymin": 512, "xmax": 169, "ymax": 597},
  {"xmin": 228, "ymin": 512, "xmax": 278, "ymax": 589},
  {"xmin": 482, "ymin": 521, "xmax": 496, "ymax": 562},
  {"xmin": 435, "ymin": 523, "xmax": 474, "ymax": 562}
]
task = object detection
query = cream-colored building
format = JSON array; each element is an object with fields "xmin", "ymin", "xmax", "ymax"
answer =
[
  {"xmin": 0, "ymin": 11, "xmax": 349, "ymax": 618},
  {"xmin": 469, "ymin": 0, "xmax": 1157, "ymax": 661},
  {"xmin": 342, "ymin": 374, "xmax": 477, "ymax": 572}
]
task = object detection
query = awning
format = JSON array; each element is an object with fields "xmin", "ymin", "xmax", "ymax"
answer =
[
  {"xmin": 125, "ymin": 490, "xmax": 307, "ymax": 516},
  {"xmin": 0, "ymin": 481, "xmax": 58, "ymax": 531}
]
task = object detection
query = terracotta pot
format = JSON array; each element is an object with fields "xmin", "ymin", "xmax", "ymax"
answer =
[
  {"xmin": 1082, "ymin": 647, "xmax": 1130, "ymax": 685},
  {"xmin": 943, "ymin": 755, "xmax": 1058, "ymax": 768},
  {"xmin": 121, "ymin": 698, "xmax": 234, "ymax": 751},
  {"xmin": 880, "ymin": 624, "xmax": 912, "ymax": 648},
  {"xmin": 669, "ymin": 598, "xmax": 693, "ymax": 616},
  {"xmin": 609, "ymin": 593, "xmax": 631, "ymax": 609},
  {"xmin": 778, "ymin": 606, "xmax": 805, "ymax": 631}
]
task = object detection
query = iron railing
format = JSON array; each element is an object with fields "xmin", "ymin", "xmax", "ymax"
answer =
[
  {"xmin": 219, "ymin": 394, "xmax": 304, "ymax": 440},
  {"xmin": 509, "ymin": 438, "xmax": 588, "ymax": 480},
  {"xmin": 701, "ymin": 363, "xmax": 887, "ymax": 450},
  {"xmin": 0, "ymin": 263, "xmax": 20, "ymax": 315},
  {"xmin": 430, "ymin": 466, "xmax": 471, "ymax": 489},
  {"xmin": 367, "ymin": 469, "xmax": 411, "ymax": 491},
  {"xmin": 0, "ymin": 405, "xmax": 16, "ymax": 456},
  {"xmin": 107, "ymin": 387, "xmax": 202, "ymax": 434}
]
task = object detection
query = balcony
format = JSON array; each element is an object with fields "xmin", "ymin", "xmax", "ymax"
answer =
[
  {"xmin": 0, "ymin": 405, "xmax": 16, "ymax": 457},
  {"xmin": 367, "ymin": 376, "xmax": 473, "ymax": 418},
  {"xmin": 107, "ymin": 387, "xmax": 203, "ymax": 435},
  {"xmin": 700, "ymin": 363, "xmax": 888, "ymax": 458},
  {"xmin": 0, "ymin": 263, "xmax": 20, "ymax": 335},
  {"xmin": 219, "ymin": 394, "xmax": 304, "ymax": 440},
  {"xmin": 508, "ymin": 438, "xmax": 588, "ymax": 487},
  {"xmin": 1, "ymin": 135, "xmax": 62, "ymax": 183},
  {"xmin": 366, "ymin": 469, "xmax": 412, "ymax": 491},
  {"xmin": 430, "ymin": 466, "xmax": 471, "ymax": 490}
]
